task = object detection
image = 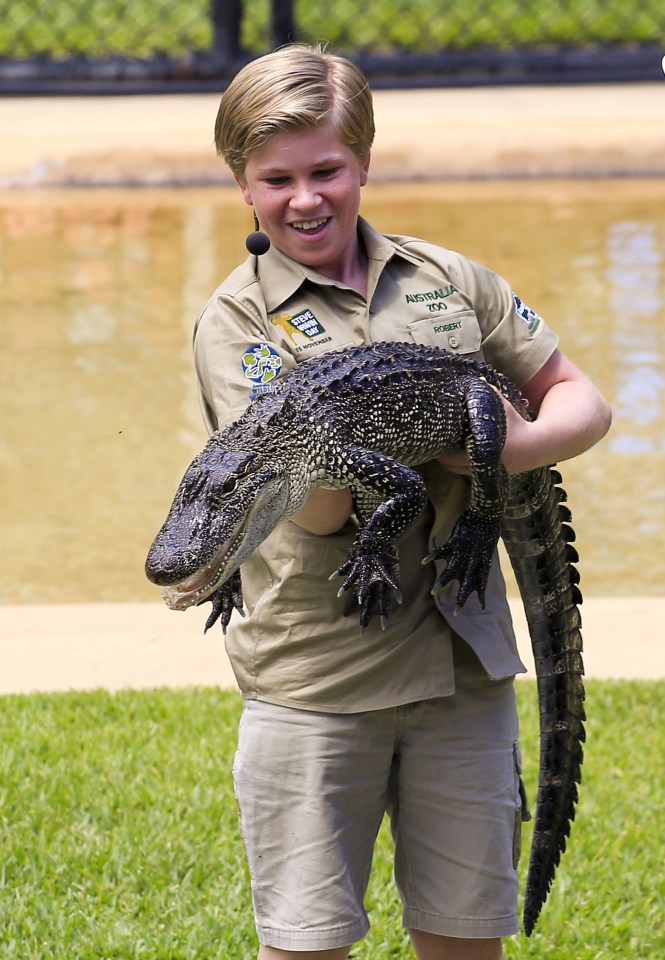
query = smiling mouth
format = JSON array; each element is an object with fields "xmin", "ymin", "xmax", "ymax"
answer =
[{"xmin": 291, "ymin": 217, "xmax": 329, "ymax": 233}]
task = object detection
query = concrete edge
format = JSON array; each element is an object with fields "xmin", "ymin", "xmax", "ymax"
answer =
[{"xmin": 0, "ymin": 597, "xmax": 661, "ymax": 695}]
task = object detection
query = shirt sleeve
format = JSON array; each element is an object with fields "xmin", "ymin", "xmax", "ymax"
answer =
[
  {"xmin": 393, "ymin": 238, "xmax": 559, "ymax": 387},
  {"xmin": 453, "ymin": 255, "xmax": 559, "ymax": 387},
  {"xmin": 193, "ymin": 291, "xmax": 297, "ymax": 434}
]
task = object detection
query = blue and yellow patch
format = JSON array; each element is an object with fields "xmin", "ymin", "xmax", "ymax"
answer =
[{"xmin": 242, "ymin": 343, "xmax": 283, "ymax": 399}]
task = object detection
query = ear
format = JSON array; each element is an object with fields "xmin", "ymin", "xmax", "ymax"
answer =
[
  {"xmin": 235, "ymin": 175, "xmax": 254, "ymax": 206},
  {"xmin": 359, "ymin": 152, "xmax": 371, "ymax": 187}
]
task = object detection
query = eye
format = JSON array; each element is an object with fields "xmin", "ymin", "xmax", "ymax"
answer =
[{"xmin": 220, "ymin": 477, "xmax": 237, "ymax": 496}]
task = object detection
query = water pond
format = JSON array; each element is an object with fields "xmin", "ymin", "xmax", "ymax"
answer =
[{"xmin": 1, "ymin": 179, "xmax": 663, "ymax": 603}]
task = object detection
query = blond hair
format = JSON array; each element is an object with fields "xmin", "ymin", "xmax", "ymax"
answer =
[{"xmin": 215, "ymin": 44, "xmax": 375, "ymax": 178}]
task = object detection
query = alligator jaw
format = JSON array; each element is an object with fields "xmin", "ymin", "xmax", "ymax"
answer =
[
  {"xmin": 162, "ymin": 521, "xmax": 246, "ymax": 611},
  {"xmin": 158, "ymin": 472, "xmax": 289, "ymax": 611}
]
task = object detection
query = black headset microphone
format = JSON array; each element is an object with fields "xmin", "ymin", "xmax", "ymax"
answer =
[{"xmin": 245, "ymin": 212, "xmax": 271, "ymax": 256}]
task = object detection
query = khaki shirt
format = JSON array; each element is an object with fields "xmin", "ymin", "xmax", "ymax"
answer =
[{"xmin": 193, "ymin": 218, "xmax": 558, "ymax": 712}]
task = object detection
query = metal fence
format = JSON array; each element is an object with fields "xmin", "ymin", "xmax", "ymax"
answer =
[{"xmin": 1, "ymin": 0, "xmax": 663, "ymax": 94}]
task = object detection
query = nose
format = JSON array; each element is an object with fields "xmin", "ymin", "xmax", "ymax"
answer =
[{"xmin": 289, "ymin": 179, "xmax": 321, "ymax": 213}]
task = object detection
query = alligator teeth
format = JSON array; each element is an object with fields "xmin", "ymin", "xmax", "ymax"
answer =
[{"xmin": 161, "ymin": 529, "xmax": 242, "ymax": 610}]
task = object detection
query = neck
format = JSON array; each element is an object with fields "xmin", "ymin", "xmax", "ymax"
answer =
[{"xmin": 317, "ymin": 237, "xmax": 368, "ymax": 297}]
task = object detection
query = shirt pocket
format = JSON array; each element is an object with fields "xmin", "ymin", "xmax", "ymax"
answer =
[{"xmin": 407, "ymin": 308, "xmax": 482, "ymax": 358}]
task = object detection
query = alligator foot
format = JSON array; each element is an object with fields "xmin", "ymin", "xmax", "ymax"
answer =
[
  {"xmin": 330, "ymin": 543, "xmax": 402, "ymax": 630},
  {"xmin": 423, "ymin": 510, "xmax": 501, "ymax": 608},
  {"xmin": 199, "ymin": 570, "xmax": 245, "ymax": 634}
]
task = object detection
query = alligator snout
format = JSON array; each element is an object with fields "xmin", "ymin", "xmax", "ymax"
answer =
[
  {"xmin": 144, "ymin": 543, "xmax": 181, "ymax": 586},
  {"xmin": 145, "ymin": 537, "xmax": 199, "ymax": 586}
]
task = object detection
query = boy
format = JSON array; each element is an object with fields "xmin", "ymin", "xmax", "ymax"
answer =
[{"xmin": 194, "ymin": 44, "xmax": 611, "ymax": 960}]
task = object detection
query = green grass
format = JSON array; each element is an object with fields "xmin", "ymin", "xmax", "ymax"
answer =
[
  {"xmin": 0, "ymin": 0, "xmax": 662, "ymax": 59},
  {"xmin": 0, "ymin": 681, "xmax": 663, "ymax": 958}
]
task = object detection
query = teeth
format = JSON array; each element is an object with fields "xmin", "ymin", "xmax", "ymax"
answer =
[{"xmin": 293, "ymin": 218, "xmax": 327, "ymax": 231}]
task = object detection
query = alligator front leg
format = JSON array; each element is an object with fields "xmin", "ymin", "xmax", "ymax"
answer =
[
  {"xmin": 424, "ymin": 378, "xmax": 510, "ymax": 608},
  {"xmin": 330, "ymin": 450, "xmax": 429, "ymax": 629}
]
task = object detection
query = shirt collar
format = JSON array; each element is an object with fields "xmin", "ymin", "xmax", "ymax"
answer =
[{"xmin": 255, "ymin": 216, "xmax": 424, "ymax": 312}]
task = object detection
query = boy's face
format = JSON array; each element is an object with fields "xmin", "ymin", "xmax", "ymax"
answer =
[{"xmin": 236, "ymin": 121, "xmax": 370, "ymax": 277}]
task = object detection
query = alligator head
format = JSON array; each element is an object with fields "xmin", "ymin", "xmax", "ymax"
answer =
[{"xmin": 145, "ymin": 440, "xmax": 288, "ymax": 610}]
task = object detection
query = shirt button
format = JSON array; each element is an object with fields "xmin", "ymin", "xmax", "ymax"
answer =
[{"xmin": 448, "ymin": 335, "xmax": 459, "ymax": 348}]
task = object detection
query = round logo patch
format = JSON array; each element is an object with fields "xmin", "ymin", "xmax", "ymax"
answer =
[{"xmin": 241, "ymin": 343, "xmax": 283, "ymax": 384}]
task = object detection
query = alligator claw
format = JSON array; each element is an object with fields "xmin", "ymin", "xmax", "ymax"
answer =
[
  {"xmin": 199, "ymin": 570, "xmax": 245, "ymax": 634},
  {"xmin": 424, "ymin": 511, "xmax": 501, "ymax": 608},
  {"xmin": 331, "ymin": 544, "xmax": 401, "ymax": 630}
]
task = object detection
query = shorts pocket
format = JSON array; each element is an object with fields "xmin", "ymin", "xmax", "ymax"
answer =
[{"xmin": 512, "ymin": 741, "xmax": 531, "ymax": 869}]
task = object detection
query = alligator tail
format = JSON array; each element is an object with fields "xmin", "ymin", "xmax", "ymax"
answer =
[{"xmin": 500, "ymin": 465, "xmax": 586, "ymax": 936}]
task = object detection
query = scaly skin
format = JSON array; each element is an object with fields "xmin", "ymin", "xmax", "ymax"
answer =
[
  {"xmin": 501, "ymin": 466, "xmax": 585, "ymax": 935},
  {"xmin": 146, "ymin": 342, "xmax": 524, "ymax": 626},
  {"xmin": 145, "ymin": 341, "xmax": 585, "ymax": 933}
]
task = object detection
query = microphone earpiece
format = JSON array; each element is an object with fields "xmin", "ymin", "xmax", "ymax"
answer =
[{"xmin": 246, "ymin": 212, "xmax": 270, "ymax": 256}]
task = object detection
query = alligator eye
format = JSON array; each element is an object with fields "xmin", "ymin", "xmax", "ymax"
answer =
[{"xmin": 220, "ymin": 477, "xmax": 237, "ymax": 496}]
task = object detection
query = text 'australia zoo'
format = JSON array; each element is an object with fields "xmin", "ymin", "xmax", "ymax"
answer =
[{"xmin": 405, "ymin": 284, "xmax": 458, "ymax": 312}]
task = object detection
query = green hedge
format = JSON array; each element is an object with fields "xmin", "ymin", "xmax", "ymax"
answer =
[{"xmin": 0, "ymin": 0, "xmax": 662, "ymax": 60}]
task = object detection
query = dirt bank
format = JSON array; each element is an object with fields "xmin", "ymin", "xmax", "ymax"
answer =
[{"xmin": 1, "ymin": 83, "xmax": 664, "ymax": 188}]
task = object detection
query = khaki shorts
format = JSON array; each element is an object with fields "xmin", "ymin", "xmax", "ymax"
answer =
[{"xmin": 233, "ymin": 638, "xmax": 527, "ymax": 951}]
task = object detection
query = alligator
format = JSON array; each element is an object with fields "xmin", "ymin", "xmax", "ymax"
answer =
[{"xmin": 145, "ymin": 340, "xmax": 585, "ymax": 935}]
